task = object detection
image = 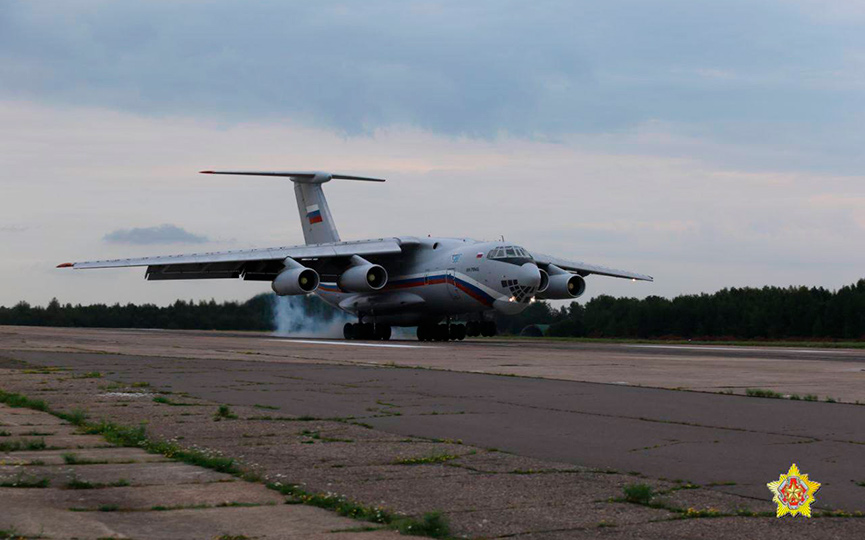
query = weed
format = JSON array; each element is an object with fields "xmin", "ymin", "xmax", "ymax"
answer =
[
  {"xmin": 804, "ymin": 394, "xmax": 818, "ymax": 401},
  {"xmin": 0, "ymin": 438, "xmax": 47, "ymax": 452},
  {"xmin": 0, "ymin": 430, "xmax": 9, "ymax": 437},
  {"xmin": 253, "ymin": 404, "xmax": 279, "ymax": 410},
  {"xmin": 789, "ymin": 394, "xmax": 801, "ymax": 400},
  {"xmin": 269, "ymin": 482, "xmax": 450, "ymax": 537},
  {"xmin": 0, "ymin": 474, "xmax": 50, "ymax": 488},
  {"xmin": 65, "ymin": 477, "xmax": 95, "ymax": 489},
  {"xmin": 214, "ymin": 404, "xmax": 238, "ymax": 420},
  {"xmin": 72, "ymin": 372, "xmax": 102, "ymax": 379},
  {"xmin": 597, "ymin": 520, "xmax": 617, "ymax": 528},
  {"xmin": 622, "ymin": 483, "xmax": 654, "ymax": 505},
  {"xmin": 99, "ymin": 504, "xmax": 119, "ymax": 512},
  {"xmin": 0, "ymin": 389, "xmax": 48, "ymax": 411},
  {"xmin": 826, "ymin": 396, "xmax": 838, "ymax": 403},
  {"xmin": 153, "ymin": 396, "xmax": 198, "ymax": 406},
  {"xmin": 216, "ymin": 536, "xmax": 252, "ymax": 540},
  {"xmin": 394, "ymin": 512, "xmax": 449, "ymax": 537},
  {"xmin": 57, "ymin": 408, "xmax": 88, "ymax": 426},
  {"xmin": 0, "ymin": 526, "xmax": 26, "ymax": 539},
  {"xmin": 62, "ymin": 452, "xmax": 83, "ymax": 464},
  {"xmin": 131, "ymin": 382, "xmax": 150, "ymax": 388},
  {"xmin": 745, "ymin": 388, "xmax": 783, "ymax": 399},
  {"xmin": 394, "ymin": 452, "xmax": 460, "ymax": 466}
]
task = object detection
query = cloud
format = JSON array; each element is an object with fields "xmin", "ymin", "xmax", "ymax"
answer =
[
  {"xmin": 103, "ymin": 224, "xmax": 208, "ymax": 245},
  {"xmin": 1, "ymin": 1, "xmax": 865, "ymax": 173}
]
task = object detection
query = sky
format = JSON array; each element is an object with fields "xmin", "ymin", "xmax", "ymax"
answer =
[{"xmin": 2, "ymin": 0, "xmax": 865, "ymax": 307}]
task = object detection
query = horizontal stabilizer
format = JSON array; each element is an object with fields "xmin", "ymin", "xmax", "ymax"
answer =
[{"xmin": 200, "ymin": 171, "xmax": 385, "ymax": 183}]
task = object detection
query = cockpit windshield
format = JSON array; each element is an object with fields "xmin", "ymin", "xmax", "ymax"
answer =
[{"xmin": 487, "ymin": 245, "xmax": 533, "ymax": 261}]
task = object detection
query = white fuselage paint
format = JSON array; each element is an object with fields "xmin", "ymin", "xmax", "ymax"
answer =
[{"xmin": 313, "ymin": 237, "xmax": 541, "ymax": 326}]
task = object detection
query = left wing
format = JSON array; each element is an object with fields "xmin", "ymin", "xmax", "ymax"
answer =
[
  {"xmin": 531, "ymin": 251, "xmax": 653, "ymax": 282},
  {"xmin": 58, "ymin": 238, "xmax": 419, "ymax": 282}
]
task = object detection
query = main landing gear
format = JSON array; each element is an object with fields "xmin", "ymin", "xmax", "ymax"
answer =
[
  {"xmin": 415, "ymin": 321, "xmax": 496, "ymax": 342},
  {"xmin": 344, "ymin": 322, "xmax": 391, "ymax": 341}
]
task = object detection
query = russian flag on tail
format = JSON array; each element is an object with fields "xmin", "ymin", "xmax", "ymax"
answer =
[{"xmin": 306, "ymin": 204, "xmax": 323, "ymax": 224}]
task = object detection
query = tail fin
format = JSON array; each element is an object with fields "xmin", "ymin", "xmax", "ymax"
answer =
[{"xmin": 200, "ymin": 171, "xmax": 385, "ymax": 245}]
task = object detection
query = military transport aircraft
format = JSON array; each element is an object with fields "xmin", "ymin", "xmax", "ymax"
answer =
[{"xmin": 59, "ymin": 171, "xmax": 652, "ymax": 341}]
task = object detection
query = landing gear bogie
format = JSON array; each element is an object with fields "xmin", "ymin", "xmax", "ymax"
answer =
[
  {"xmin": 343, "ymin": 322, "xmax": 391, "ymax": 341},
  {"xmin": 416, "ymin": 322, "xmax": 468, "ymax": 342}
]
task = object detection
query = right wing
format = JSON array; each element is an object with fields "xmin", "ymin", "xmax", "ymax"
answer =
[
  {"xmin": 58, "ymin": 237, "xmax": 421, "ymax": 282},
  {"xmin": 531, "ymin": 251, "xmax": 653, "ymax": 282}
]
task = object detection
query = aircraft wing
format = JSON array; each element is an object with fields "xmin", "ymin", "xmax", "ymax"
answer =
[
  {"xmin": 58, "ymin": 238, "xmax": 419, "ymax": 282},
  {"xmin": 531, "ymin": 251, "xmax": 653, "ymax": 282}
]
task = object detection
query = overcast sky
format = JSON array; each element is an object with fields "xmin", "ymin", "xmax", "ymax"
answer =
[{"xmin": 2, "ymin": 0, "xmax": 864, "ymax": 307}]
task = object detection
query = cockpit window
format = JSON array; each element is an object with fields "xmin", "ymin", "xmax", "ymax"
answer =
[{"xmin": 487, "ymin": 246, "xmax": 533, "ymax": 262}]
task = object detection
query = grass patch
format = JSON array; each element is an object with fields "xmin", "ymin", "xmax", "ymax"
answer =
[
  {"xmin": 0, "ymin": 474, "xmax": 50, "ymax": 488},
  {"xmin": 65, "ymin": 477, "xmax": 95, "ymax": 489},
  {"xmin": 0, "ymin": 389, "xmax": 48, "ymax": 411},
  {"xmin": 253, "ymin": 404, "xmax": 279, "ymax": 410},
  {"xmin": 214, "ymin": 404, "xmax": 238, "ymax": 420},
  {"xmin": 622, "ymin": 483, "xmax": 655, "ymax": 505},
  {"xmin": 0, "ymin": 438, "xmax": 47, "ymax": 452},
  {"xmin": 0, "ymin": 430, "xmax": 10, "ymax": 437},
  {"xmin": 745, "ymin": 388, "xmax": 784, "ymax": 399},
  {"xmin": 72, "ymin": 371, "xmax": 102, "ymax": 379},
  {"xmin": 82, "ymin": 420, "xmax": 240, "ymax": 474},
  {"xmin": 394, "ymin": 452, "xmax": 460, "ymax": 466},
  {"xmin": 56, "ymin": 408, "xmax": 88, "ymax": 426},
  {"xmin": 130, "ymin": 382, "xmax": 150, "ymax": 388},
  {"xmin": 804, "ymin": 394, "xmax": 819, "ymax": 401},
  {"xmin": 153, "ymin": 396, "xmax": 198, "ymax": 406},
  {"xmin": 270, "ymin": 482, "xmax": 450, "ymax": 538}
]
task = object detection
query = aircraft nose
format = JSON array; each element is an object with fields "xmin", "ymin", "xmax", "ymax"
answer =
[{"xmin": 518, "ymin": 262, "xmax": 542, "ymax": 289}]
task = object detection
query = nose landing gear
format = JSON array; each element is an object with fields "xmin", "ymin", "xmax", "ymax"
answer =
[{"xmin": 343, "ymin": 322, "xmax": 391, "ymax": 341}]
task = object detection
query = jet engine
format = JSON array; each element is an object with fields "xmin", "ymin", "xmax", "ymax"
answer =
[
  {"xmin": 539, "ymin": 273, "xmax": 585, "ymax": 299},
  {"xmin": 537, "ymin": 269, "xmax": 550, "ymax": 294},
  {"xmin": 338, "ymin": 257, "xmax": 388, "ymax": 292},
  {"xmin": 271, "ymin": 266, "xmax": 320, "ymax": 296}
]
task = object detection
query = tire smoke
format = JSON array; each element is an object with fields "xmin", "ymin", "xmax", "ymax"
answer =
[{"xmin": 271, "ymin": 295, "xmax": 352, "ymax": 338}]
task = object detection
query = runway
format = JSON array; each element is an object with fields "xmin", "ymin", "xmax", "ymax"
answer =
[{"xmin": 2, "ymin": 325, "xmax": 864, "ymax": 513}]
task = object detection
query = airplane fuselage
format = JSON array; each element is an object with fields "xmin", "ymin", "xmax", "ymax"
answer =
[{"xmin": 315, "ymin": 237, "xmax": 542, "ymax": 326}]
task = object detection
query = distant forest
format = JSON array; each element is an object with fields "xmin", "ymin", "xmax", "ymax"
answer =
[{"xmin": 1, "ymin": 279, "xmax": 864, "ymax": 340}]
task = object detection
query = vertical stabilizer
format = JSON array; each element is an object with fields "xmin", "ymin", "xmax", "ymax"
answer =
[
  {"xmin": 199, "ymin": 170, "xmax": 385, "ymax": 246},
  {"xmin": 294, "ymin": 181, "xmax": 340, "ymax": 245}
]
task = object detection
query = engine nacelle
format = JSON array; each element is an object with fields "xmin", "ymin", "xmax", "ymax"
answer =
[
  {"xmin": 271, "ymin": 267, "xmax": 320, "ymax": 296},
  {"xmin": 540, "ymin": 273, "xmax": 586, "ymax": 299},
  {"xmin": 537, "ymin": 269, "xmax": 550, "ymax": 293},
  {"xmin": 338, "ymin": 263, "xmax": 388, "ymax": 292}
]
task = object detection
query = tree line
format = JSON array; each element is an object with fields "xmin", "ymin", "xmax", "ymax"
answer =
[{"xmin": 1, "ymin": 279, "xmax": 864, "ymax": 340}]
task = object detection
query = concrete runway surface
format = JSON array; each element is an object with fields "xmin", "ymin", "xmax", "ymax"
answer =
[{"xmin": 2, "ymin": 325, "xmax": 864, "ymax": 513}]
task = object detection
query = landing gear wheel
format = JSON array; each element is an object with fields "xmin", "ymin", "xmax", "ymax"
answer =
[
  {"xmin": 466, "ymin": 321, "xmax": 479, "ymax": 337},
  {"xmin": 375, "ymin": 324, "xmax": 392, "ymax": 341},
  {"xmin": 481, "ymin": 321, "xmax": 497, "ymax": 337},
  {"xmin": 437, "ymin": 324, "xmax": 449, "ymax": 341},
  {"xmin": 343, "ymin": 323, "xmax": 356, "ymax": 340},
  {"xmin": 455, "ymin": 324, "xmax": 466, "ymax": 341}
]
